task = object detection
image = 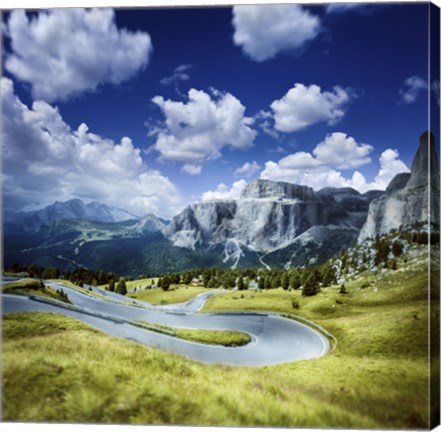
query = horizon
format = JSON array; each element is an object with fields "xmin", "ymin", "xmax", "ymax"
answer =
[{"xmin": 2, "ymin": 3, "xmax": 440, "ymax": 218}]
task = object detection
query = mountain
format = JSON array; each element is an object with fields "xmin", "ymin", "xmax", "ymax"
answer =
[
  {"xmin": 5, "ymin": 131, "xmax": 435, "ymax": 276},
  {"xmin": 165, "ymin": 179, "xmax": 381, "ymax": 268},
  {"xmin": 4, "ymin": 199, "xmax": 140, "ymax": 234},
  {"xmin": 358, "ymin": 131, "xmax": 440, "ymax": 241}
]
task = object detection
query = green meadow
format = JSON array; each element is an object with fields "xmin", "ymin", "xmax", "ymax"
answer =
[{"xmin": 2, "ymin": 247, "xmax": 434, "ymax": 428}]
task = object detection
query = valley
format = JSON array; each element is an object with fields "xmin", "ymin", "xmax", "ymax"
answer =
[
  {"xmin": 2, "ymin": 131, "xmax": 439, "ymax": 428},
  {"xmin": 2, "ymin": 242, "xmax": 435, "ymax": 428}
]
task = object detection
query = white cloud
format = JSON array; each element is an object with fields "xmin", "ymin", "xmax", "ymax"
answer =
[
  {"xmin": 260, "ymin": 132, "xmax": 409, "ymax": 193},
  {"xmin": 182, "ymin": 164, "xmax": 202, "ymax": 175},
  {"xmin": 312, "ymin": 132, "xmax": 373, "ymax": 169},
  {"xmin": 151, "ymin": 88, "xmax": 256, "ymax": 174},
  {"xmin": 234, "ymin": 161, "xmax": 261, "ymax": 178},
  {"xmin": 160, "ymin": 64, "xmax": 191, "ymax": 86},
  {"xmin": 201, "ymin": 179, "xmax": 248, "ymax": 202},
  {"xmin": 270, "ymin": 83, "xmax": 353, "ymax": 132},
  {"xmin": 232, "ymin": 4, "xmax": 321, "ymax": 62},
  {"xmin": 1, "ymin": 77, "xmax": 181, "ymax": 217},
  {"xmin": 373, "ymin": 148, "xmax": 409, "ymax": 190},
  {"xmin": 326, "ymin": 3, "xmax": 366, "ymax": 13},
  {"xmin": 274, "ymin": 132, "xmax": 371, "ymax": 171},
  {"xmin": 399, "ymin": 76, "xmax": 428, "ymax": 104},
  {"xmin": 4, "ymin": 8, "xmax": 152, "ymax": 102}
]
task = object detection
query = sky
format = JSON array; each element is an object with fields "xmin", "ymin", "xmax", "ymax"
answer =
[{"xmin": 1, "ymin": 2, "xmax": 440, "ymax": 219}]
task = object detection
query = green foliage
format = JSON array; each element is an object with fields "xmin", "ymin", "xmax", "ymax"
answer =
[
  {"xmin": 374, "ymin": 237, "xmax": 390, "ymax": 266},
  {"xmin": 321, "ymin": 263, "xmax": 336, "ymax": 287},
  {"xmin": 237, "ymin": 276, "xmax": 245, "ymax": 291},
  {"xmin": 339, "ymin": 284, "xmax": 347, "ymax": 294},
  {"xmin": 281, "ymin": 273, "xmax": 289, "ymax": 290},
  {"xmin": 392, "ymin": 241, "xmax": 403, "ymax": 257},
  {"xmin": 289, "ymin": 272, "xmax": 301, "ymax": 290},
  {"xmin": 108, "ymin": 279, "xmax": 115, "ymax": 292},
  {"xmin": 291, "ymin": 298, "xmax": 300, "ymax": 309},
  {"xmin": 116, "ymin": 277, "xmax": 127, "ymax": 295},
  {"xmin": 302, "ymin": 274, "xmax": 319, "ymax": 297}
]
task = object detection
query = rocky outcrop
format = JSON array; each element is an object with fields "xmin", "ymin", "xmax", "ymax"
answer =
[
  {"xmin": 358, "ymin": 131, "xmax": 440, "ymax": 241},
  {"xmin": 166, "ymin": 179, "xmax": 380, "ymax": 255}
]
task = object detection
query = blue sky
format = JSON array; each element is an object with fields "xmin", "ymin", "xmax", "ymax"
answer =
[{"xmin": 1, "ymin": 3, "xmax": 439, "ymax": 218}]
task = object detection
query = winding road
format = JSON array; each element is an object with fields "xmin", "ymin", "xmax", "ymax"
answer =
[{"xmin": 2, "ymin": 281, "xmax": 329, "ymax": 366}]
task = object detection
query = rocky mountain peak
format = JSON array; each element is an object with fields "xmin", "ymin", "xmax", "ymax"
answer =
[
  {"xmin": 406, "ymin": 131, "xmax": 439, "ymax": 190},
  {"xmin": 358, "ymin": 131, "xmax": 440, "ymax": 242},
  {"xmin": 240, "ymin": 179, "xmax": 315, "ymax": 201}
]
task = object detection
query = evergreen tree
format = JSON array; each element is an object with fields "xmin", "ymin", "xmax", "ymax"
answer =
[
  {"xmin": 374, "ymin": 237, "xmax": 390, "ymax": 265},
  {"xmin": 258, "ymin": 276, "xmax": 265, "ymax": 290},
  {"xmin": 281, "ymin": 273, "xmax": 289, "ymax": 290},
  {"xmin": 162, "ymin": 276, "xmax": 171, "ymax": 291},
  {"xmin": 289, "ymin": 272, "xmax": 301, "ymax": 290},
  {"xmin": 392, "ymin": 240, "xmax": 403, "ymax": 257},
  {"xmin": 108, "ymin": 279, "xmax": 115, "ymax": 292},
  {"xmin": 116, "ymin": 277, "xmax": 127, "ymax": 295},
  {"xmin": 322, "ymin": 264, "xmax": 336, "ymax": 287},
  {"xmin": 237, "ymin": 276, "xmax": 245, "ymax": 291},
  {"xmin": 339, "ymin": 283, "xmax": 347, "ymax": 294},
  {"xmin": 302, "ymin": 274, "xmax": 319, "ymax": 297}
]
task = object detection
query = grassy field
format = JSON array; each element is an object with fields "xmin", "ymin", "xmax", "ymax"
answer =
[
  {"xmin": 2, "ymin": 248, "xmax": 434, "ymax": 428},
  {"xmin": 128, "ymin": 284, "xmax": 208, "ymax": 305},
  {"xmin": 2, "ymin": 278, "xmax": 71, "ymax": 304},
  {"xmin": 133, "ymin": 320, "xmax": 251, "ymax": 347}
]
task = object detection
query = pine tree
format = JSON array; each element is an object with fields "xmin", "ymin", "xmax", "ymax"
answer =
[
  {"xmin": 302, "ymin": 274, "xmax": 319, "ymax": 297},
  {"xmin": 108, "ymin": 279, "xmax": 115, "ymax": 292},
  {"xmin": 289, "ymin": 272, "xmax": 301, "ymax": 290},
  {"xmin": 237, "ymin": 276, "xmax": 245, "ymax": 291},
  {"xmin": 281, "ymin": 273, "xmax": 289, "ymax": 290},
  {"xmin": 162, "ymin": 276, "xmax": 171, "ymax": 291},
  {"xmin": 116, "ymin": 277, "xmax": 127, "ymax": 295}
]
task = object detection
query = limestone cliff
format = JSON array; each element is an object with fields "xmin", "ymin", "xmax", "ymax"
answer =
[
  {"xmin": 166, "ymin": 179, "xmax": 379, "ymax": 255},
  {"xmin": 358, "ymin": 131, "xmax": 440, "ymax": 241}
]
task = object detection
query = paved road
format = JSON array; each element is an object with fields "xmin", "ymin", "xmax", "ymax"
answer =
[{"xmin": 2, "ymin": 282, "xmax": 329, "ymax": 366}]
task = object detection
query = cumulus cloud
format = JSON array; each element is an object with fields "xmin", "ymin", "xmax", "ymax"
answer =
[
  {"xmin": 234, "ymin": 161, "xmax": 261, "ymax": 178},
  {"xmin": 270, "ymin": 83, "xmax": 353, "ymax": 132},
  {"xmin": 151, "ymin": 88, "xmax": 256, "ymax": 174},
  {"xmin": 1, "ymin": 77, "xmax": 181, "ymax": 217},
  {"xmin": 260, "ymin": 132, "xmax": 409, "ymax": 193},
  {"xmin": 201, "ymin": 179, "xmax": 248, "ymax": 202},
  {"xmin": 160, "ymin": 64, "xmax": 191, "ymax": 86},
  {"xmin": 4, "ymin": 8, "xmax": 152, "ymax": 102},
  {"xmin": 399, "ymin": 76, "xmax": 428, "ymax": 104},
  {"xmin": 232, "ymin": 4, "xmax": 321, "ymax": 62}
]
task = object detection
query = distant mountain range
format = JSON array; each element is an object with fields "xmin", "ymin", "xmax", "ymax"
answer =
[
  {"xmin": 3, "ymin": 132, "xmax": 438, "ymax": 276},
  {"xmin": 4, "ymin": 199, "xmax": 140, "ymax": 234}
]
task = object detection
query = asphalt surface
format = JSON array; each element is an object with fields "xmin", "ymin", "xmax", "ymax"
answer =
[{"xmin": 2, "ymin": 281, "xmax": 329, "ymax": 366}]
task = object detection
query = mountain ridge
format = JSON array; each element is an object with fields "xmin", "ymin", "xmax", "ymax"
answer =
[
  {"xmin": 358, "ymin": 131, "xmax": 439, "ymax": 241},
  {"xmin": 3, "ymin": 131, "xmax": 437, "ymax": 275},
  {"xmin": 4, "ymin": 199, "xmax": 140, "ymax": 234}
]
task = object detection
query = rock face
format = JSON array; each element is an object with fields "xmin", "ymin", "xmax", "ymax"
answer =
[
  {"xmin": 166, "ymin": 179, "xmax": 380, "ymax": 260},
  {"xmin": 358, "ymin": 131, "xmax": 440, "ymax": 241}
]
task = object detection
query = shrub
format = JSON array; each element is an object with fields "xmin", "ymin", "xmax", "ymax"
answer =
[
  {"xmin": 339, "ymin": 284, "xmax": 347, "ymax": 294},
  {"xmin": 291, "ymin": 299, "xmax": 300, "ymax": 309}
]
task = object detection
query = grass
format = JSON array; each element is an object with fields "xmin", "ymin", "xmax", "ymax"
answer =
[
  {"xmin": 125, "ymin": 277, "xmax": 158, "ymax": 291},
  {"xmin": 132, "ymin": 319, "xmax": 251, "ymax": 347},
  {"xmin": 2, "ymin": 247, "xmax": 434, "ymax": 428},
  {"xmin": 128, "ymin": 284, "xmax": 209, "ymax": 305},
  {"xmin": 2, "ymin": 278, "xmax": 71, "ymax": 304}
]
